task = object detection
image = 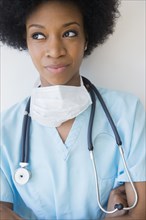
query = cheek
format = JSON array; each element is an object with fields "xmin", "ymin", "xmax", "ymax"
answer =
[
  {"xmin": 68, "ymin": 37, "xmax": 85, "ymax": 56},
  {"xmin": 28, "ymin": 45, "xmax": 43, "ymax": 67},
  {"xmin": 71, "ymin": 44, "xmax": 84, "ymax": 66}
]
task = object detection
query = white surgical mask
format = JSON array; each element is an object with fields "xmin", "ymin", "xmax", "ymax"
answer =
[{"xmin": 30, "ymin": 78, "xmax": 92, "ymax": 127}]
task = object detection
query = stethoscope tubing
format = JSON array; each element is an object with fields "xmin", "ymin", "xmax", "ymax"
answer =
[
  {"xmin": 90, "ymin": 151, "xmax": 119, "ymax": 214},
  {"xmin": 21, "ymin": 98, "xmax": 31, "ymax": 163},
  {"xmin": 82, "ymin": 77, "xmax": 122, "ymax": 146},
  {"xmin": 118, "ymin": 145, "xmax": 138, "ymax": 210},
  {"xmin": 82, "ymin": 77, "xmax": 138, "ymax": 213},
  {"xmin": 90, "ymin": 147, "xmax": 138, "ymax": 214},
  {"xmin": 87, "ymin": 83, "xmax": 96, "ymax": 151}
]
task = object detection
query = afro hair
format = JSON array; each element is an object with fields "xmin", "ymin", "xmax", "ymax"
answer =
[{"xmin": 0, "ymin": 0, "xmax": 120, "ymax": 56}]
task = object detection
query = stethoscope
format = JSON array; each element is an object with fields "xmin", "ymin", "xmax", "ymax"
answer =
[{"xmin": 14, "ymin": 76, "xmax": 138, "ymax": 214}]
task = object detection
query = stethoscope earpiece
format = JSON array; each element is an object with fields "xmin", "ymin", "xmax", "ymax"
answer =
[{"xmin": 114, "ymin": 203, "xmax": 124, "ymax": 210}]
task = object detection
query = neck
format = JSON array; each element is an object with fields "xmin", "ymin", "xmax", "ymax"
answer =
[{"xmin": 40, "ymin": 74, "xmax": 81, "ymax": 87}]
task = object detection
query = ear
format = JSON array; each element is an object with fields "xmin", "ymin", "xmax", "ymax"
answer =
[{"xmin": 84, "ymin": 42, "xmax": 88, "ymax": 51}]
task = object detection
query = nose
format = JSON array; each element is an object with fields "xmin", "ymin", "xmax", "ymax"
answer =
[{"xmin": 45, "ymin": 37, "xmax": 66, "ymax": 58}]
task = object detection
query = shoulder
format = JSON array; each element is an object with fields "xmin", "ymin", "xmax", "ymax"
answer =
[
  {"xmin": 1, "ymin": 97, "xmax": 30, "ymax": 165},
  {"xmin": 1, "ymin": 97, "xmax": 30, "ymax": 131},
  {"xmin": 97, "ymin": 87, "xmax": 145, "ymax": 119},
  {"xmin": 98, "ymin": 87, "xmax": 142, "ymax": 108},
  {"xmin": 92, "ymin": 87, "xmax": 145, "ymax": 144}
]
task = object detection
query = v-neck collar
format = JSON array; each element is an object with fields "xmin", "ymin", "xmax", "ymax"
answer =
[{"xmin": 49, "ymin": 110, "xmax": 86, "ymax": 160}]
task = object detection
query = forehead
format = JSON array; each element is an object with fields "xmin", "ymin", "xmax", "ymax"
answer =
[{"xmin": 26, "ymin": 1, "xmax": 83, "ymax": 27}]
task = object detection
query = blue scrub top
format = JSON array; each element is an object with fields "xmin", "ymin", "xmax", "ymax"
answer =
[{"xmin": 1, "ymin": 87, "xmax": 146, "ymax": 220}]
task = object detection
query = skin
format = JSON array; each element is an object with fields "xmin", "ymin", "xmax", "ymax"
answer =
[
  {"xmin": 105, "ymin": 182, "xmax": 146, "ymax": 219},
  {"xmin": 0, "ymin": 202, "xmax": 22, "ymax": 220},
  {"xmin": 0, "ymin": 1, "xmax": 145, "ymax": 219},
  {"xmin": 26, "ymin": 1, "xmax": 86, "ymax": 87}
]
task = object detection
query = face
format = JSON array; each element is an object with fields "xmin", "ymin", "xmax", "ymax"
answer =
[{"xmin": 26, "ymin": 1, "xmax": 86, "ymax": 86}]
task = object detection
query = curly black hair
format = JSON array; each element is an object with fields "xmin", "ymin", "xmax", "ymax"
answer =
[{"xmin": 0, "ymin": 0, "xmax": 120, "ymax": 56}]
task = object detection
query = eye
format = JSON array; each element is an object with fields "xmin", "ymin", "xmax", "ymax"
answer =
[
  {"xmin": 32, "ymin": 33, "xmax": 46, "ymax": 40},
  {"xmin": 63, "ymin": 30, "xmax": 78, "ymax": 38}
]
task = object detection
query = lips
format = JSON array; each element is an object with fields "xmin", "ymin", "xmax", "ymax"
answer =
[{"xmin": 45, "ymin": 64, "xmax": 70, "ymax": 74}]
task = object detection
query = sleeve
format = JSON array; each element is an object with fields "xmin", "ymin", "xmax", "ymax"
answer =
[
  {"xmin": 0, "ymin": 168, "xmax": 14, "ymax": 203},
  {"xmin": 115, "ymin": 99, "xmax": 146, "ymax": 184}
]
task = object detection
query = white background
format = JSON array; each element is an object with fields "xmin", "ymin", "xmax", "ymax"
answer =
[{"xmin": 0, "ymin": 0, "xmax": 145, "ymax": 111}]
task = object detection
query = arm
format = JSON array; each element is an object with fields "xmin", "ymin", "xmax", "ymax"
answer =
[
  {"xmin": 105, "ymin": 182, "xmax": 146, "ymax": 219},
  {"xmin": 0, "ymin": 202, "xmax": 23, "ymax": 220}
]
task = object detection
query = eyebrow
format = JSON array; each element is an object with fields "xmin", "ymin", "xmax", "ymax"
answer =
[
  {"xmin": 27, "ymin": 21, "xmax": 81, "ymax": 29},
  {"xmin": 63, "ymin": 21, "xmax": 81, "ymax": 27}
]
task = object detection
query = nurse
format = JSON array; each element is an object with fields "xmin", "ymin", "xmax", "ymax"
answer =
[{"xmin": 0, "ymin": 0, "xmax": 146, "ymax": 219}]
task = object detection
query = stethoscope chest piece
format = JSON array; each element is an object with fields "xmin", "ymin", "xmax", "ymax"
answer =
[{"xmin": 14, "ymin": 167, "xmax": 31, "ymax": 185}]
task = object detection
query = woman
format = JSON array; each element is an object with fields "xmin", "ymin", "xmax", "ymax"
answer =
[{"xmin": 0, "ymin": 0, "xmax": 145, "ymax": 219}]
